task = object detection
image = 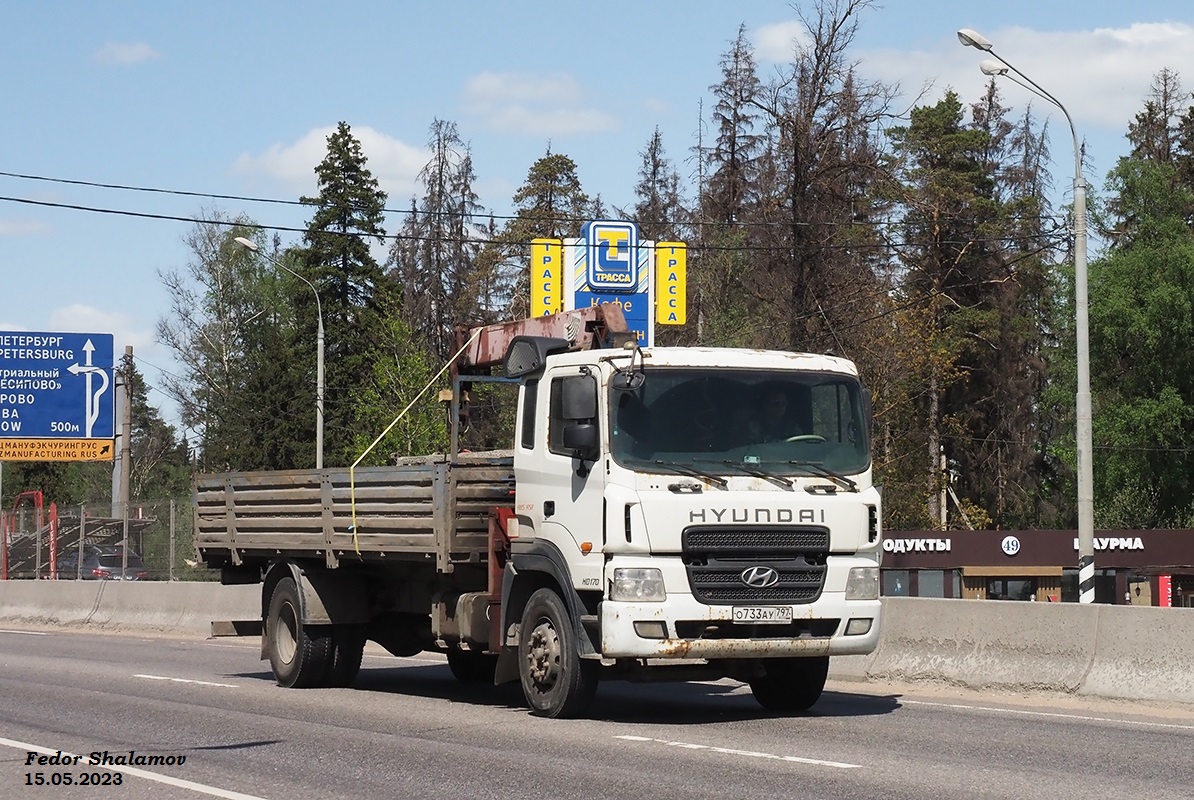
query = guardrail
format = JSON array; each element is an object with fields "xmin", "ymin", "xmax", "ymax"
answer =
[{"xmin": 1, "ymin": 585, "xmax": 1190, "ymax": 705}]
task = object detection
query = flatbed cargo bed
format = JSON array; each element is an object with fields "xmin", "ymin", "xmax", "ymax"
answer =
[{"xmin": 193, "ymin": 452, "xmax": 514, "ymax": 571}]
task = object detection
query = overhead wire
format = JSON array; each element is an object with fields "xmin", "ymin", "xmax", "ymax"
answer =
[{"xmin": 0, "ymin": 167, "xmax": 1075, "ymax": 237}]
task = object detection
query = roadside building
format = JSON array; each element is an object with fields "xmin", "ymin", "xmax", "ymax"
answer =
[{"xmin": 880, "ymin": 529, "xmax": 1194, "ymax": 606}]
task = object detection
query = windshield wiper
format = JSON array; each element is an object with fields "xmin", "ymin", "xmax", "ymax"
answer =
[
  {"xmin": 652, "ymin": 460, "xmax": 728, "ymax": 489},
  {"xmin": 719, "ymin": 460, "xmax": 793, "ymax": 489},
  {"xmin": 786, "ymin": 461, "xmax": 858, "ymax": 493}
]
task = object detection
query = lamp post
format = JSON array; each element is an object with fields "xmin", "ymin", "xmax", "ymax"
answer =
[
  {"xmin": 234, "ymin": 237, "xmax": 325, "ymax": 470},
  {"xmin": 958, "ymin": 28, "xmax": 1094, "ymax": 604}
]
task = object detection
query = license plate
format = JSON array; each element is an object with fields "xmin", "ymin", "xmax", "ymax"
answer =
[{"xmin": 732, "ymin": 606, "xmax": 793, "ymax": 624}]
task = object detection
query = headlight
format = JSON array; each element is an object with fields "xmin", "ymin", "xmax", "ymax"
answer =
[
  {"xmin": 845, "ymin": 566, "xmax": 879, "ymax": 600},
  {"xmin": 610, "ymin": 567, "xmax": 666, "ymax": 602}
]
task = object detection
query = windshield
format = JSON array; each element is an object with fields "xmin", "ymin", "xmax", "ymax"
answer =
[{"xmin": 609, "ymin": 367, "xmax": 870, "ymax": 477}]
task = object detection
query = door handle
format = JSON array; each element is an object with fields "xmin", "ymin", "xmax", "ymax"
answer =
[{"xmin": 544, "ymin": 501, "xmax": 555, "ymax": 518}]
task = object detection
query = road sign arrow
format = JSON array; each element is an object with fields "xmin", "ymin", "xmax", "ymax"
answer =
[{"xmin": 67, "ymin": 363, "xmax": 105, "ymax": 376}]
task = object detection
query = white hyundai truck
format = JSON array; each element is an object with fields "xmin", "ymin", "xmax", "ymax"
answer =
[{"xmin": 195, "ymin": 306, "xmax": 882, "ymax": 718}]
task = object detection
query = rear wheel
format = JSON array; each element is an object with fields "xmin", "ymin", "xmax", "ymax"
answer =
[
  {"xmin": 749, "ymin": 656, "xmax": 829, "ymax": 712},
  {"xmin": 518, "ymin": 588, "xmax": 598, "ymax": 718},
  {"xmin": 267, "ymin": 577, "xmax": 333, "ymax": 688},
  {"xmin": 446, "ymin": 648, "xmax": 498, "ymax": 684},
  {"xmin": 326, "ymin": 624, "xmax": 366, "ymax": 687}
]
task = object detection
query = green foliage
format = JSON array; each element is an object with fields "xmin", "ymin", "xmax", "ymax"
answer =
[
  {"xmin": 348, "ymin": 313, "xmax": 448, "ymax": 466},
  {"xmin": 1087, "ymin": 158, "xmax": 1194, "ymax": 526}
]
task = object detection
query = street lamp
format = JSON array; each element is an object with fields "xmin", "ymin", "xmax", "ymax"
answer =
[
  {"xmin": 234, "ymin": 236, "xmax": 325, "ymax": 470},
  {"xmin": 958, "ymin": 28, "xmax": 1095, "ymax": 604}
]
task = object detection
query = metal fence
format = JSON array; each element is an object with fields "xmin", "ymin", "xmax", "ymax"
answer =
[{"xmin": 0, "ymin": 497, "xmax": 213, "ymax": 582}]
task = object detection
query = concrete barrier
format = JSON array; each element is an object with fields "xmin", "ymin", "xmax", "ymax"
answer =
[
  {"xmin": 0, "ymin": 580, "xmax": 257, "ymax": 636},
  {"xmin": 2, "ymin": 583, "xmax": 1193, "ymax": 705},
  {"xmin": 830, "ymin": 597, "xmax": 1194, "ymax": 705},
  {"xmin": 1081, "ymin": 604, "xmax": 1194, "ymax": 704},
  {"xmin": 857, "ymin": 597, "xmax": 1099, "ymax": 693}
]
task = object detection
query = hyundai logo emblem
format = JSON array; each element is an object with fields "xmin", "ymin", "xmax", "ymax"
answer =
[{"xmin": 740, "ymin": 566, "xmax": 780, "ymax": 588}]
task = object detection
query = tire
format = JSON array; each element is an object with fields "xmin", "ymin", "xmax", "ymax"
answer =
[
  {"xmin": 267, "ymin": 577, "xmax": 333, "ymax": 688},
  {"xmin": 518, "ymin": 588, "xmax": 598, "ymax": 718},
  {"xmin": 749, "ymin": 656, "xmax": 830, "ymax": 712},
  {"xmin": 446, "ymin": 648, "xmax": 498, "ymax": 684},
  {"xmin": 326, "ymin": 624, "xmax": 366, "ymax": 688}
]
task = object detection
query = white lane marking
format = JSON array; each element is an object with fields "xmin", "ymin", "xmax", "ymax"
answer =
[
  {"xmin": 0, "ymin": 736, "xmax": 269, "ymax": 800},
  {"xmin": 367, "ymin": 654, "xmax": 445, "ymax": 664},
  {"xmin": 0, "ymin": 629, "xmax": 48, "ymax": 635},
  {"xmin": 901, "ymin": 699, "xmax": 1194, "ymax": 732},
  {"xmin": 134, "ymin": 674, "xmax": 238, "ymax": 688},
  {"xmin": 615, "ymin": 734, "xmax": 861, "ymax": 769}
]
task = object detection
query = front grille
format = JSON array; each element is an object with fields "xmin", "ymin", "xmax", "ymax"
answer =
[
  {"xmin": 683, "ymin": 525, "xmax": 830, "ymax": 604},
  {"xmin": 687, "ymin": 559, "xmax": 825, "ymax": 603},
  {"xmin": 682, "ymin": 526, "xmax": 829, "ymax": 554}
]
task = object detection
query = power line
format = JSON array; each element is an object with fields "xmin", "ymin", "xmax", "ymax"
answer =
[
  {"xmin": 0, "ymin": 192, "xmax": 1068, "ymax": 253},
  {"xmin": 0, "ymin": 168, "xmax": 1074, "ymax": 230}
]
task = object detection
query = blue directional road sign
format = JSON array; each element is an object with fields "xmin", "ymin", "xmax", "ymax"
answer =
[{"xmin": 0, "ymin": 331, "xmax": 116, "ymax": 461}]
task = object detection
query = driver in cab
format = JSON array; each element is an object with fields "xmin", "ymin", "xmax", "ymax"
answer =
[{"xmin": 741, "ymin": 386, "xmax": 803, "ymax": 443}]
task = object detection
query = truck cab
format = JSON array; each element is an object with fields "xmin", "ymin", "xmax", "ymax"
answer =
[{"xmin": 498, "ymin": 338, "xmax": 882, "ymax": 716}]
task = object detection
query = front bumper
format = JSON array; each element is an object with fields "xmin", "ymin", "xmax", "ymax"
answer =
[{"xmin": 599, "ymin": 590, "xmax": 881, "ymax": 659}]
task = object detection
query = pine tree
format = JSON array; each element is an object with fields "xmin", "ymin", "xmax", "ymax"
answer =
[
  {"xmin": 703, "ymin": 24, "xmax": 764, "ymax": 227},
  {"xmin": 692, "ymin": 24, "xmax": 765, "ymax": 347},
  {"xmin": 630, "ymin": 127, "xmax": 685, "ymax": 243},
  {"xmin": 299, "ymin": 121, "xmax": 396, "ymax": 465},
  {"xmin": 886, "ymin": 92, "xmax": 994, "ymax": 528},
  {"xmin": 388, "ymin": 119, "xmax": 488, "ymax": 361},
  {"xmin": 480, "ymin": 148, "xmax": 594, "ymax": 320}
]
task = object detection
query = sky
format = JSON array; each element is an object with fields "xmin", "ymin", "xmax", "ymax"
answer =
[{"xmin": 3, "ymin": 0, "xmax": 1193, "ymax": 433}]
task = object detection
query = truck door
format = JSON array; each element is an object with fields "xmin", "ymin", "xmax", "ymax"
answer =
[{"xmin": 514, "ymin": 366, "xmax": 605, "ymax": 587}]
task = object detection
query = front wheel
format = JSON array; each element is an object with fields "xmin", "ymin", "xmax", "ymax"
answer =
[
  {"xmin": 749, "ymin": 656, "xmax": 829, "ymax": 712},
  {"xmin": 267, "ymin": 577, "xmax": 333, "ymax": 688},
  {"xmin": 518, "ymin": 588, "xmax": 598, "ymax": 718}
]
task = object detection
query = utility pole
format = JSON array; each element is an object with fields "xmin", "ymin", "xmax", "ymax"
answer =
[
  {"xmin": 939, "ymin": 447, "xmax": 948, "ymax": 530},
  {"xmin": 118, "ymin": 346, "xmax": 132, "ymax": 575}
]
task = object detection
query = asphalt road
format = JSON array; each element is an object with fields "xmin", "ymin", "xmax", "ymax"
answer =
[{"xmin": 1, "ymin": 627, "xmax": 1192, "ymax": 800}]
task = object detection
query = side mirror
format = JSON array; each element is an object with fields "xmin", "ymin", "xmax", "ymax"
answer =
[
  {"xmin": 560, "ymin": 374, "xmax": 597, "ymax": 419},
  {"xmin": 562, "ymin": 422, "xmax": 599, "ymax": 462}
]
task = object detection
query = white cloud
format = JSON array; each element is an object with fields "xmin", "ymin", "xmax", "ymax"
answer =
[
  {"xmin": 47, "ymin": 305, "xmax": 157, "ymax": 356},
  {"xmin": 231, "ymin": 125, "xmax": 429, "ymax": 202},
  {"xmin": 643, "ymin": 97, "xmax": 670, "ymax": 115},
  {"xmin": 0, "ymin": 219, "xmax": 52, "ymax": 237},
  {"xmin": 462, "ymin": 72, "xmax": 618, "ymax": 136},
  {"xmin": 753, "ymin": 21, "xmax": 812, "ymax": 63},
  {"xmin": 93, "ymin": 42, "xmax": 161, "ymax": 65},
  {"xmin": 859, "ymin": 23, "xmax": 1194, "ymax": 135}
]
